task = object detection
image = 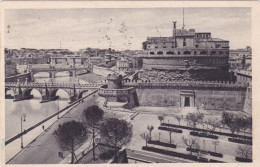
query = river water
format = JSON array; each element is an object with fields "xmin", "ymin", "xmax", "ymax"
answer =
[{"xmin": 5, "ymin": 72, "xmax": 105, "ymax": 162}]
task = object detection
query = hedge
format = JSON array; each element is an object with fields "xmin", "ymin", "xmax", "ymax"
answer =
[
  {"xmin": 228, "ymin": 138, "xmax": 252, "ymax": 145},
  {"xmin": 161, "ymin": 123, "xmax": 252, "ymax": 140},
  {"xmin": 142, "ymin": 146, "xmax": 208, "ymax": 162},
  {"xmin": 158, "ymin": 126, "xmax": 183, "ymax": 133},
  {"xmin": 148, "ymin": 140, "xmax": 176, "ymax": 148},
  {"xmin": 210, "ymin": 159, "xmax": 225, "ymax": 163},
  {"xmin": 190, "ymin": 131, "xmax": 218, "ymax": 139},
  {"xmin": 235, "ymin": 157, "xmax": 252, "ymax": 162}
]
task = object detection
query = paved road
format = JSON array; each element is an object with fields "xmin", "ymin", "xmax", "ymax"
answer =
[{"xmin": 7, "ymin": 92, "xmax": 98, "ymax": 164}]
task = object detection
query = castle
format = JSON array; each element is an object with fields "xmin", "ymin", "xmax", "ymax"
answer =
[{"xmin": 136, "ymin": 22, "xmax": 234, "ymax": 82}]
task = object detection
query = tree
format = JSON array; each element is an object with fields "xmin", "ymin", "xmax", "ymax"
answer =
[
  {"xmin": 100, "ymin": 118, "xmax": 133, "ymax": 158},
  {"xmin": 186, "ymin": 113, "xmax": 204, "ymax": 128},
  {"xmin": 222, "ymin": 112, "xmax": 251, "ymax": 136},
  {"xmin": 237, "ymin": 145, "xmax": 252, "ymax": 160},
  {"xmin": 182, "ymin": 136, "xmax": 200, "ymax": 155},
  {"xmin": 208, "ymin": 118, "xmax": 221, "ymax": 134},
  {"xmin": 82, "ymin": 105, "xmax": 104, "ymax": 161},
  {"xmin": 147, "ymin": 125, "xmax": 154, "ymax": 140},
  {"xmin": 54, "ymin": 121, "xmax": 88, "ymax": 164},
  {"xmin": 158, "ymin": 115, "xmax": 165, "ymax": 124},
  {"xmin": 222, "ymin": 111, "xmax": 234, "ymax": 127},
  {"xmin": 175, "ymin": 115, "xmax": 182, "ymax": 126},
  {"xmin": 140, "ymin": 132, "xmax": 150, "ymax": 147}
]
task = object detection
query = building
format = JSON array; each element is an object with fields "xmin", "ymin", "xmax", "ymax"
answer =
[
  {"xmin": 234, "ymin": 69, "xmax": 252, "ymax": 84},
  {"xmin": 229, "ymin": 46, "xmax": 252, "ymax": 70},
  {"xmin": 116, "ymin": 57, "xmax": 129, "ymax": 73},
  {"xmin": 136, "ymin": 22, "xmax": 233, "ymax": 81}
]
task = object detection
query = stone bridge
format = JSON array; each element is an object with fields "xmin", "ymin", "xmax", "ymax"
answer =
[
  {"xmin": 28, "ymin": 64, "xmax": 92, "ymax": 82},
  {"xmin": 5, "ymin": 82, "xmax": 105, "ymax": 103}
]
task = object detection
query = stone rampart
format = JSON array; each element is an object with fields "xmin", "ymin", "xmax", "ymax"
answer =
[
  {"xmin": 122, "ymin": 80, "xmax": 248, "ymax": 90},
  {"xmin": 98, "ymin": 87, "xmax": 139, "ymax": 109},
  {"xmin": 122, "ymin": 81, "xmax": 249, "ymax": 111}
]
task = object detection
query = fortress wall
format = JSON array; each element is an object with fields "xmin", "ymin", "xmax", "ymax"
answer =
[{"xmin": 136, "ymin": 88, "xmax": 247, "ymax": 111}]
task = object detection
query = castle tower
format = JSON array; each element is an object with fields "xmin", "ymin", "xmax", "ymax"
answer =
[{"xmin": 107, "ymin": 73, "xmax": 122, "ymax": 89}]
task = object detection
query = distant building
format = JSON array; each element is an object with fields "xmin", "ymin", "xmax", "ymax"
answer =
[
  {"xmin": 234, "ymin": 69, "xmax": 252, "ymax": 84},
  {"xmin": 116, "ymin": 57, "xmax": 129, "ymax": 73},
  {"xmin": 229, "ymin": 46, "xmax": 252, "ymax": 70}
]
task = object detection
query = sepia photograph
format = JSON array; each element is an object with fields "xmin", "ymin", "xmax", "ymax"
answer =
[{"xmin": 1, "ymin": 3, "xmax": 255, "ymax": 165}]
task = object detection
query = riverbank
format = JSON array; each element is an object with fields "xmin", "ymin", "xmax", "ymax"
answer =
[{"xmin": 7, "ymin": 91, "xmax": 98, "ymax": 164}]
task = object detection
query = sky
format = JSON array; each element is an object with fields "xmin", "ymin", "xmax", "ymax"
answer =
[{"xmin": 4, "ymin": 8, "xmax": 251, "ymax": 51}]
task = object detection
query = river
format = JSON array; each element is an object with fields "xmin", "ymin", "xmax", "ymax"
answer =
[{"xmin": 5, "ymin": 72, "xmax": 105, "ymax": 162}]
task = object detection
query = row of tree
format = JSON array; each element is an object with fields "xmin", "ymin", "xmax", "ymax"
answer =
[
  {"xmin": 158, "ymin": 111, "xmax": 252, "ymax": 137},
  {"xmin": 54, "ymin": 105, "xmax": 133, "ymax": 164}
]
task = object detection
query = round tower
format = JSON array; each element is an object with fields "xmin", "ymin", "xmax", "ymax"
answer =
[{"xmin": 107, "ymin": 73, "xmax": 122, "ymax": 89}]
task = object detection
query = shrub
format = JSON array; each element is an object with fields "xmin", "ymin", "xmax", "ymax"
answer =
[
  {"xmin": 228, "ymin": 138, "xmax": 252, "ymax": 145},
  {"xmin": 190, "ymin": 131, "xmax": 218, "ymax": 139},
  {"xmin": 158, "ymin": 126, "xmax": 182, "ymax": 133},
  {"xmin": 148, "ymin": 140, "xmax": 176, "ymax": 148},
  {"xmin": 235, "ymin": 157, "xmax": 252, "ymax": 162}
]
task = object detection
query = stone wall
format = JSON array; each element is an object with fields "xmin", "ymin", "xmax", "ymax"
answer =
[
  {"xmin": 135, "ymin": 88, "xmax": 247, "ymax": 111},
  {"xmin": 98, "ymin": 87, "xmax": 139, "ymax": 109}
]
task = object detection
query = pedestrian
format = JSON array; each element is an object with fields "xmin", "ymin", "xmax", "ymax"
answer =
[{"xmin": 42, "ymin": 125, "xmax": 45, "ymax": 130}]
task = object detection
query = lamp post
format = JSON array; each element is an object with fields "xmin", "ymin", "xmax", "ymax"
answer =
[
  {"xmin": 21, "ymin": 114, "xmax": 26, "ymax": 149},
  {"xmin": 57, "ymin": 98, "xmax": 60, "ymax": 119}
]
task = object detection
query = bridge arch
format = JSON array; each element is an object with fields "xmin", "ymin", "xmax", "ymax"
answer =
[
  {"xmin": 22, "ymin": 88, "xmax": 42, "ymax": 99},
  {"xmin": 32, "ymin": 71, "xmax": 52, "ymax": 78},
  {"xmin": 49, "ymin": 88, "xmax": 70, "ymax": 99},
  {"xmin": 55, "ymin": 71, "xmax": 71, "ymax": 77},
  {"xmin": 5, "ymin": 88, "xmax": 15, "ymax": 96},
  {"xmin": 77, "ymin": 90, "xmax": 89, "ymax": 99}
]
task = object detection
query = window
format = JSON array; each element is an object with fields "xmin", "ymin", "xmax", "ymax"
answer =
[
  {"xmin": 194, "ymin": 51, "xmax": 197, "ymax": 55},
  {"xmin": 166, "ymin": 51, "xmax": 175, "ymax": 55},
  {"xmin": 163, "ymin": 46, "xmax": 166, "ymax": 48},
  {"xmin": 201, "ymin": 51, "xmax": 207, "ymax": 55},
  {"xmin": 195, "ymin": 44, "xmax": 199, "ymax": 48},
  {"xmin": 157, "ymin": 51, "xmax": 163, "ymax": 55},
  {"xmin": 150, "ymin": 52, "xmax": 155, "ymax": 55},
  {"xmin": 211, "ymin": 51, "xmax": 216, "ymax": 55},
  {"xmin": 155, "ymin": 46, "xmax": 158, "ymax": 49},
  {"xmin": 184, "ymin": 51, "xmax": 191, "ymax": 55},
  {"xmin": 183, "ymin": 38, "xmax": 186, "ymax": 47}
]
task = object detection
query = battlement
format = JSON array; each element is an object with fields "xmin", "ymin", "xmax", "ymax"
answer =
[{"xmin": 122, "ymin": 80, "xmax": 248, "ymax": 90}]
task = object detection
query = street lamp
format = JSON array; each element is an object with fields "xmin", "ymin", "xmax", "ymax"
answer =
[{"xmin": 21, "ymin": 114, "xmax": 26, "ymax": 149}]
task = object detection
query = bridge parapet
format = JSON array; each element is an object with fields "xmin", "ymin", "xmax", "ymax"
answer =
[{"xmin": 5, "ymin": 82, "xmax": 104, "ymax": 89}]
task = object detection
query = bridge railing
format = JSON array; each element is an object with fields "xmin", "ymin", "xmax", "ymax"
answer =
[
  {"xmin": 5, "ymin": 82, "xmax": 104, "ymax": 88},
  {"xmin": 29, "ymin": 64, "xmax": 90, "ymax": 70}
]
